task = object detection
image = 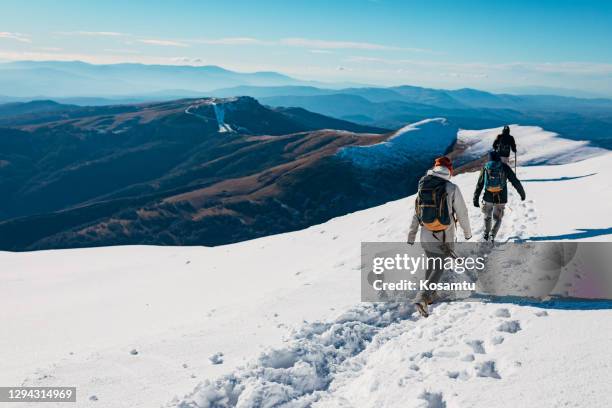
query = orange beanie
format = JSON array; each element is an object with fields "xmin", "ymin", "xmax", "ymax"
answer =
[{"xmin": 434, "ymin": 156, "xmax": 453, "ymax": 175}]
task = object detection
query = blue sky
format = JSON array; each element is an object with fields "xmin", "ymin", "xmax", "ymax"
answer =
[{"xmin": 1, "ymin": 0, "xmax": 611, "ymax": 94}]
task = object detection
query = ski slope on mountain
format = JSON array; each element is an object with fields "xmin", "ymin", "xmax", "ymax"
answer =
[{"xmin": 1, "ymin": 126, "xmax": 611, "ymax": 408}]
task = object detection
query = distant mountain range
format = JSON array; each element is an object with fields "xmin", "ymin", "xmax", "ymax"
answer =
[
  {"xmin": 211, "ymin": 85, "xmax": 612, "ymax": 149},
  {"xmin": 0, "ymin": 96, "xmax": 457, "ymax": 251},
  {"xmin": 2, "ymin": 62, "xmax": 609, "ymax": 149},
  {"xmin": 0, "ymin": 60, "xmax": 333, "ymax": 97}
]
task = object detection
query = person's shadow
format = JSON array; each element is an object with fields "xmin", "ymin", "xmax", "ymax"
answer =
[
  {"xmin": 525, "ymin": 227, "xmax": 612, "ymax": 241},
  {"xmin": 471, "ymin": 294, "xmax": 612, "ymax": 310},
  {"xmin": 521, "ymin": 173, "xmax": 596, "ymax": 183}
]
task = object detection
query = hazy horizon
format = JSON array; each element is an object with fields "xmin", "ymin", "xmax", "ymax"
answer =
[
  {"xmin": 1, "ymin": 0, "xmax": 611, "ymax": 97},
  {"xmin": 0, "ymin": 59, "xmax": 610, "ymax": 100}
]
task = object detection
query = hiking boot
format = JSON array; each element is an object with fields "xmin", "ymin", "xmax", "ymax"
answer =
[
  {"xmin": 414, "ymin": 301, "xmax": 429, "ymax": 318},
  {"xmin": 481, "ymin": 232, "xmax": 490, "ymax": 242}
]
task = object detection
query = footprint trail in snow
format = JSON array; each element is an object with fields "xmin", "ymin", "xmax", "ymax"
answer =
[
  {"xmin": 170, "ymin": 170, "xmax": 549, "ymax": 408},
  {"xmin": 169, "ymin": 299, "xmax": 536, "ymax": 408}
]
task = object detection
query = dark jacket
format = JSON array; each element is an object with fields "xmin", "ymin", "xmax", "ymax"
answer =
[
  {"xmin": 474, "ymin": 162, "xmax": 525, "ymax": 204},
  {"xmin": 493, "ymin": 133, "xmax": 516, "ymax": 158}
]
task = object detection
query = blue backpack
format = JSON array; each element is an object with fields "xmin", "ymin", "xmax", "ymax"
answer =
[{"xmin": 484, "ymin": 161, "xmax": 506, "ymax": 193}]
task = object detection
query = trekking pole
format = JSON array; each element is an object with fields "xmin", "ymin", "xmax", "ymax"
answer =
[{"xmin": 514, "ymin": 151, "xmax": 517, "ymax": 174}]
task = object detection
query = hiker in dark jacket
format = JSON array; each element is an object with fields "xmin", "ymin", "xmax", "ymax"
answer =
[
  {"xmin": 493, "ymin": 125, "xmax": 517, "ymax": 164},
  {"xmin": 473, "ymin": 151, "xmax": 525, "ymax": 242}
]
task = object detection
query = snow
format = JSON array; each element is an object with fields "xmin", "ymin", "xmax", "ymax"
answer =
[
  {"xmin": 184, "ymin": 98, "xmax": 234, "ymax": 133},
  {"xmin": 1, "ymin": 124, "xmax": 611, "ymax": 407},
  {"xmin": 209, "ymin": 352, "xmax": 224, "ymax": 365},
  {"xmin": 337, "ymin": 118, "xmax": 456, "ymax": 169},
  {"xmin": 212, "ymin": 102, "xmax": 233, "ymax": 133},
  {"xmin": 310, "ymin": 302, "xmax": 612, "ymax": 408},
  {"xmin": 458, "ymin": 125, "xmax": 607, "ymax": 165},
  {"xmin": 390, "ymin": 118, "xmax": 450, "ymax": 140}
]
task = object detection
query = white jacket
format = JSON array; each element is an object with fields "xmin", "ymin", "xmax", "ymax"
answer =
[{"xmin": 407, "ymin": 166, "xmax": 472, "ymax": 246}]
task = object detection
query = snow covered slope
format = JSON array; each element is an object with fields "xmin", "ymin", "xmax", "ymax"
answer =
[
  {"xmin": 458, "ymin": 125, "xmax": 606, "ymax": 165},
  {"xmin": 337, "ymin": 118, "xmax": 456, "ymax": 169},
  {"xmin": 1, "ymin": 126, "xmax": 611, "ymax": 408},
  {"xmin": 310, "ymin": 301, "xmax": 612, "ymax": 408}
]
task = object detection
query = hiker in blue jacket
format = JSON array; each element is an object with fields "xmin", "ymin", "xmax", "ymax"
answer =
[{"xmin": 473, "ymin": 151, "xmax": 526, "ymax": 242}]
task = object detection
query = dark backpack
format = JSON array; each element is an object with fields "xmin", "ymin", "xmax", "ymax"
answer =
[
  {"xmin": 495, "ymin": 135, "xmax": 512, "ymax": 156},
  {"xmin": 484, "ymin": 161, "xmax": 506, "ymax": 193},
  {"xmin": 415, "ymin": 175, "xmax": 451, "ymax": 231}
]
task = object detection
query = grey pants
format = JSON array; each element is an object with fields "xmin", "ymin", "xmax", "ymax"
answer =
[
  {"xmin": 482, "ymin": 201, "xmax": 505, "ymax": 238},
  {"xmin": 417, "ymin": 248, "xmax": 448, "ymax": 304}
]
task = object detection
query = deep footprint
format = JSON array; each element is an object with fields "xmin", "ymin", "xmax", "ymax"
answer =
[
  {"xmin": 494, "ymin": 308, "xmax": 511, "ymax": 318},
  {"xmin": 497, "ymin": 320, "xmax": 522, "ymax": 333},
  {"xmin": 465, "ymin": 339, "xmax": 486, "ymax": 354},
  {"xmin": 418, "ymin": 391, "xmax": 447, "ymax": 408},
  {"xmin": 475, "ymin": 360, "xmax": 501, "ymax": 379}
]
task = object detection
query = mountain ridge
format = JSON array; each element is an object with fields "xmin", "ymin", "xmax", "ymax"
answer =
[
  {"xmin": 0, "ymin": 96, "xmax": 455, "ymax": 251},
  {"xmin": 0, "ymin": 60, "xmax": 322, "ymax": 97}
]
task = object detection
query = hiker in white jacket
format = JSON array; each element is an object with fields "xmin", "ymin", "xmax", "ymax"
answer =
[{"xmin": 406, "ymin": 156, "xmax": 472, "ymax": 317}]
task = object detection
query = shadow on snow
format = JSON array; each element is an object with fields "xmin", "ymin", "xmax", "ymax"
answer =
[
  {"xmin": 471, "ymin": 294, "xmax": 612, "ymax": 310},
  {"xmin": 523, "ymin": 227, "xmax": 612, "ymax": 241},
  {"xmin": 521, "ymin": 173, "xmax": 596, "ymax": 183}
]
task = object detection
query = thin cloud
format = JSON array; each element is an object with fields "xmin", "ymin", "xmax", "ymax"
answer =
[
  {"xmin": 192, "ymin": 37, "xmax": 403, "ymax": 51},
  {"xmin": 280, "ymin": 37, "xmax": 400, "ymax": 50},
  {"xmin": 58, "ymin": 31, "xmax": 127, "ymax": 37},
  {"xmin": 192, "ymin": 37, "xmax": 267, "ymax": 45},
  {"xmin": 138, "ymin": 39, "xmax": 189, "ymax": 47},
  {"xmin": 347, "ymin": 56, "xmax": 390, "ymax": 63},
  {"xmin": 0, "ymin": 32, "xmax": 31, "ymax": 43},
  {"xmin": 45, "ymin": 33, "xmax": 432, "ymax": 54},
  {"xmin": 504, "ymin": 61, "xmax": 612, "ymax": 76},
  {"xmin": 346, "ymin": 55, "xmax": 612, "ymax": 77},
  {"xmin": 188, "ymin": 37, "xmax": 428, "ymax": 52},
  {"xmin": 0, "ymin": 49, "xmax": 196, "ymax": 65},
  {"xmin": 76, "ymin": 31, "xmax": 125, "ymax": 37},
  {"xmin": 171, "ymin": 56, "xmax": 205, "ymax": 65},
  {"xmin": 103, "ymin": 48, "xmax": 142, "ymax": 54}
]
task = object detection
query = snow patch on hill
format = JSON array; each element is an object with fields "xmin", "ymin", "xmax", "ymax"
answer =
[
  {"xmin": 337, "ymin": 118, "xmax": 456, "ymax": 169},
  {"xmin": 212, "ymin": 102, "xmax": 233, "ymax": 133},
  {"xmin": 184, "ymin": 98, "xmax": 235, "ymax": 133}
]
